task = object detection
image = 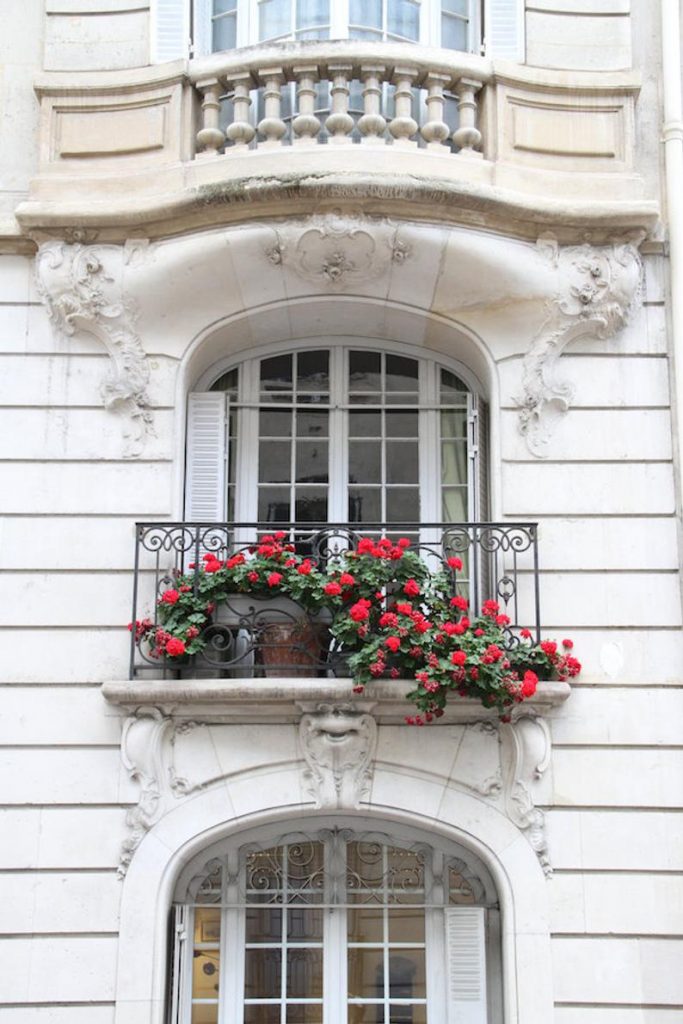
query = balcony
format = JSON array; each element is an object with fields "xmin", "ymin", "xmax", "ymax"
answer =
[{"xmin": 18, "ymin": 40, "xmax": 657, "ymax": 241}]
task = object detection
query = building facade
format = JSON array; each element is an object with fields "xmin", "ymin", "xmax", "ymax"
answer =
[{"xmin": 1, "ymin": 1, "xmax": 682, "ymax": 1022}]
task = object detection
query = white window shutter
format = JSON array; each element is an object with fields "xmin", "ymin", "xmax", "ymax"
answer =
[
  {"xmin": 169, "ymin": 904, "xmax": 189, "ymax": 1024},
  {"xmin": 185, "ymin": 393, "xmax": 227, "ymax": 521},
  {"xmin": 151, "ymin": 0, "xmax": 190, "ymax": 62},
  {"xmin": 485, "ymin": 0, "xmax": 524, "ymax": 61},
  {"xmin": 445, "ymin": 906, "xmax": 488, "ymax": 1024}
]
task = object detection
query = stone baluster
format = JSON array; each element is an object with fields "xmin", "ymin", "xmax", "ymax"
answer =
[
  {"xmin": 325, "ymin": 64, "xmax": 355, "ymax": 144},
  {"xmin": 225, "ymin": 73, "xmax": 256, "ymax": 148},
  {"xmin": 389, "ymin": 66, "xmax": 419, "ymax": 147},
  {"xmin": 452, "ymin": 77, "xmax": 483, "ymax": 156},
  {"xmin": 257, "ymin": 68, "xmax": 287, "ymax": 146},
  {"xmin": 292, "ymin": 65, "xmax": 321, "ymax": 144},
  {"xmin": 421, "ymin": 72, "xmax": 451, "ymax": 150},
  {"xmin": 195, "ymin": 78, "xmax": 225, "ymax": 157},
  {"xmin": 358, "ymin": 64, "xmax": 387, "ymax": 144}
]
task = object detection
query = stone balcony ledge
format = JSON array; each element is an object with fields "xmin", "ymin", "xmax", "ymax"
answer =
[
  {"xmin": 16, "ymin": 40, "xmax": 658, "ymax": 242},
  {"xmin": 102, "ymin": 676, "xmax": 571, "ymax": 725}
]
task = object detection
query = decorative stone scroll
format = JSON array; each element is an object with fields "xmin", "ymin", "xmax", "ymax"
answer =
[
  {"xmin": 517, "ymin": 237, "xmax": 643, "ymax": 456},
  {"xmin": 500, "ymin": 715, "xmax": 553, "ymax": 875},
  {"xmin": 35, "ymin": 240, "xmax": 154, "ymax": 457},
  {"xmin": 298, "ymin": 703, "xmax": 378, "ymax": 809},
  {"xmin": 264, "ymin": 213, "xmax": 411, "ymax": 288},
  {"xmin": 119, "ymin": 709, "xmax": 173, "ymax": 877}
]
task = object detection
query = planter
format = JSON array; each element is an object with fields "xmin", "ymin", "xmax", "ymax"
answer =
[
  {"xmin": 258, "ymin": 620, "xmax": 325, "ymax": 677},
  {"xmin": 213, "ymin": 595, "xmax": 330, "ymax": 677}
]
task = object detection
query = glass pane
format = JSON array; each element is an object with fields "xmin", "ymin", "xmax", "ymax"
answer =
[
  {"xmin": 386, "ymin": 442, "xmax": 418, "ymax": 484},
  {"xmin": 192, "ymin": 951, "xmax": 220, "ymax": 1000},
  {"xmin": 388, "ymin": 908, "xmax": 424, "ymax": 944},
  {"xmin": 348, "ymin": 907, "xmax": 384, "ymax": 943},
  {"xmin": 386, "ymin": 489, "xmax": 419, "ymax": 523},
  {"xmin": 386, "ymin": 411, "xmax": 418, "ymax": 437},
  {"xmin": 442, "ymin": 441, "xmax": 467, "ymax": 486},
  {"xmin": 194, "ymin": 908, "xmax": 221, "ymax": 943},
  {"xmin": 388, "ymin": 0, "xmax": 420, "ymax": 39},
  {"xmin": 295, "ymin": 488, "xmax": 328, "ymax": 522},
  {"xmin": 442, "ymin": 12, "xmax": 467, "ymax": 50},
  {"xmin": 348, "ymin": 1007, "xmax": 384, "ymax": 1024},
  {"xmin": 349, "ymin": 441, "xmax": 381, "ymax": 483},
  {"xmin": 350, "ymin": 0, "xmax": 381, "ymax": 27},
  {"xmin": 245, "ymin": 948, "xmax": 282, "ymax": 998},
  {"xmin": 442, "ymin": 0, "xmax": 467, "ymax": 12},
  {"xmin": 348, "ymin": 25, "xmax": 382, "ymax": 38},
  {"xmin": 259, "ymin": 486, "xmax": 290, "ymax": 522},
  {"xmin": 244, "ymin": 1005, "xmax": 281, "ymax": 1023},
  {"xmin": 287, "ymin": 906, "xmax": 323, "ymax": 941},
  {"xmin": 389, "ymin": 951, "xmax": 425, "ymax": 999},
  {"xmin": 260, "ymin": 441, "xmax": 292, "ymax": 483},
  {"xmin": 297, "ymin": 350, "xmax": 329, "ymax": 393},
  {"xmin": 348, "ymin": 947, "xmax": 385, "ymax": 998},
  {"xmin": 389, "ymin": 1005, "xmax": 426, "ymax": 1024},
  {"xmin": 350, "ymin": 351, "xmax": 381, "ymax": 393},
  {"xmin": 287, "ymin": 1006, "xmax": 324, "ymax": 1024},
  {"xmin": 297, "ymin": 0, "xmax": 329, "ymax": 30},
  {"xmin": 349, "ymin": 411, "xmax": 382, "ymax": 437},
  {"xmin": 448, "ymin": 867, "xmax": 476, "ymax": 904},
  {"xmin": 442, "ymin": 487, "xmax": 467, "ymax": 522},
  {"xmin": 297, "ymin": 411, "xmax": 328, "ymax": 437},
  {"xmin": 192, "ymin": 1005, "xmax": 219, "ymax": 1024},
  {"xmin": 296, "ymin": 441, "xmax": 328, "ymax": 483},
  {"xmin": 287, "ymin": 947, "xmax": 323, "ymax": 998},
  {"xmin": 212, "ymin": 11, "xmax": 236, "ymax": 50},
  {"xmin": 440, "ymin": 409, "xmax": 467, "ymax": 438},
  {"xmin": 386, "ymin": 355, "xmax": 418, "ymax": 394},
  {"xmin": 259, "ymin": 0, "xmax": 290, "ymax": 38},
  {"xmin": 441, "ymin": 368, "xmax": 468, "ymax": 398},
  {"xmin": 261, "ymin": 353, "xmax": 293, "ymax": 392},
  {"xmin": 214, "ymin": 0, "xmax": 236, "ymax": 10},
  {"xmin": 210, "ymin": 367, "xmax": 238, "ymax": 395},
  {"xmin": 261, "ymin": 409, "xmax": 293, "ymax": 437},
  {"xmin": 246, "ymin": 907, "xmax": 283, "ymax": 942},
  {"xmin": 349, "ymin": 488, "xmax": 381, "ymax": 523}
]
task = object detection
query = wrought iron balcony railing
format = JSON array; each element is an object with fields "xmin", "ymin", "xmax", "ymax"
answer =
[{"xmin": 129, "ymin": 521, "xmax": 540, "ymax": 680}]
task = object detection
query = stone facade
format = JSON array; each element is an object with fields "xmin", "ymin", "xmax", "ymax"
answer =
[{"xmin": 1, "ymin": 2, "xmax": 682, "ymax": 1023}]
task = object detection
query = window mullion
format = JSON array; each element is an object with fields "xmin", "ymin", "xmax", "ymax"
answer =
[
  {"xmin": 324, "ymin": 832, "xmax": 348, "ymax": 1024},
  {"xmin": 328, "ymin": 347, "xmax": 347, "ymax": 523},
  {"xmin": 223, "ymin": 849, "xmax": 245, "ymax": 1024}
]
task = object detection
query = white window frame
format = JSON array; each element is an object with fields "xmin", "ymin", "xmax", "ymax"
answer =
[{"xmin": 170, "ymin": 821, "xmax": 500, "ymax": 1024}]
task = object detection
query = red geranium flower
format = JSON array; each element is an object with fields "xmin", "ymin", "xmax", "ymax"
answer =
[
  {"xmin": 161, "ymin": 589, "xmax": 179, "ymax": 605},
  {"xmin": 403, "ymin": 579, "xmax": 420, "ymax": 597},
  {"xmin": 165, "ymin": 637, "xmax": 186, "ymax": 657},
  {"xmin": 267, "ymin": 572, "xmax": 283, "ymax": 587},
  {"xmin": 324, "ymin": 581, "xmax": 342, "ymax": 596}
]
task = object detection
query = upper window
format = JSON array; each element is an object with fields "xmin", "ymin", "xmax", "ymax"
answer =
[
  {"xmin": 169, "ymin": 823, "xmax": 500, "ymax": 1023},
  {"xmin": 185, "ymin": 345, "xmax": 487, "ymax": 527}
]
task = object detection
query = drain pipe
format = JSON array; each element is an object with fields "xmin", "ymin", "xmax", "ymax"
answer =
[{"xmin": 662, "ymin": 0, "xmax": 683, "ymax": 536}]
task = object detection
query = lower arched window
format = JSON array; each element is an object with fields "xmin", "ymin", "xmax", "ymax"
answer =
[{"xmin": 169, "ymin": 823, "xmax": 500, "ymax": 1023}]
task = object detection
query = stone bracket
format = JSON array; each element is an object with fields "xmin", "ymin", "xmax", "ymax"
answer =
[
  {"xmin": 500, "ymin": 714, "xmax": 553, "ymax": 875},
  {"xmin": 297, "ymin": 702, "xmax": 378, "ymax": 809}
]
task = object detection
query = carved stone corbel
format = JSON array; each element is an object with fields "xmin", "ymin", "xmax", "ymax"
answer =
[
  {"xmin": 500, "ymin": 715, "xmax": 553, "ymax": 875},
  {"xmin": 35, "ymin": 240, "xmax": 154, "ymax": 457},
  {"xmin": 119, "ymin": 708, "xmax": 173, "ymax": 877},
  {"xmin": 298, "ymin": 703, "xmax": 378, "ymax": 809},
  {"xmin": 517, "ymin": 237, "xmax": 643, "ymax": 455}
]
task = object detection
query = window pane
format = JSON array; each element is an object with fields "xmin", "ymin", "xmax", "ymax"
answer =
[
  {"xmin": 259, "ymin": 486, "xmax": 290, "ymax": 521},
  {"xmin": 348, "ymin": 1007, "xmax": 382, "ymax": 1024},
  {"xmin": 192, "ymin": 1006, "xmax": 219, "ymax": 1024},
  {"xmin": 349, "ymin": 487, "xmax": 381, "ymax": 523},
  {"xmin": 350, "ymin": 0, "xmax": 381, "ymax": 27},
  {"xmin": 440, "ymin": 409, "xmax": 467, "ymax": 438},
  {"xmin": 442, "ymin": 441, "xmax": 467, "ymax": 486},
  {"xmin": 349, "ymin": 441, "xmax": 381, "ymax": 483},
  {"xmin": 389, "ymin": 950, "xmax": 425, "ymax": 999},
  {"xmin": 441, "ymin": 368, "xmax": 468, "ymax": 398},
  {"xmin": 386, "ymin": 442, "xmax": 418, "ymax": 484},
  {"xmin": 349, "ymin": 410, "xmax": 381, "ymax": 437},
  {"xmin": 194, "ymin": 908, "xmax": 221, "ymax": 943},
  {"xmin": 388, "ymin": 907, "xmax": 425, "ymax": 943},
  {"xmin": 442, "ymin": 0, "xmax": 467, "ymax": 12},
  {"xmin": 287, "ymin": 948, "xmax": 323, "ymax": 998},
  {"xmin": 210, "ymin": 367, "xmax": 238, "ymax": 396},
  {"xmin": 297, "ymin": 0, "xmax": 329, "ymax": 30},
  {"xmin": 297, "ymin": 349, "xmax": 329, "ymax": 393},
  {"xmin": 348, "ymin": 947, "xmax": 384, "ymax": 998},
  {"xmin": 388, "ymin": 0, "xmax": 420, "ymax": 39},
  {"xmin": 296, "ymin": 441, "xmax": 328, "ymax": 483},
  {"xmin": 287, "ymin": 1007, "xmax": 324, "ymax": 1024},
  {"xmin": 442, "ymin": 487, "xmax": 467, "ymax": 522},
  {"xmin": 212, "ymin": 11, "xmax": 236, "ymax": 50},
  {"xmin": 259, "ymin": 0, "xmax": 290, "ymax": 38},
  {"xmin": 297, "ymin": 411, "xmax": 328, "ymax": 437},
  {"xmin": 442, "ymin": 12, "xmax": 467, "ymax": 50},
  {"xmin": 348, "ymin": 907, "xmax": 384, "ymax": 943},
  {"xmin": 192, "ymin": 951, "xmax": 220, "ymax": 1000},
  {"xmin": 261, "ymin": 409, "xmax": 293, "ymax": 437},
  {"xmin": 386, "ymin": 355, "xmax": 419, "ymax": 393},
  {"xmin": 213, "ymin": 0, "xmax": 236, "ymax": 10},
  {"xmin": 244, "ymin": 1006, "xmax": 281, "ymax": 1023},
  {"xmin": 350, "ymin": 351, "xmax": 381, "ymax": 393},
  {"xmin": 246, "ymin": 907, "xmax": 283, "ymax": 942},
  {"xmin": 245, "ymin": 948, "xmax": 282, "ymax": 998},
  {"xmin": 287, "ymin": 906, "xmax": 323, "ymax": 940},
  {"xmin": 389, "ymin": 1006, "xmax": 426, "ymax": 1024},
  {"xmin": 261, "ymin": 353, "xmax": 293, "ymax": 393},
  {"xmin": 260, "ymin": 441, "xmax": 292, "ymax": 482},
  {"xmin": 295, "ymin": 489, "xmax": 328, "ymax": 522},
  {"xmin": 386, "ymin": 488, "xmax": 419, "ymax": 522},
  {"xmin": 386, "ymin": 411, "xmax": 418, "ymax": 437}
]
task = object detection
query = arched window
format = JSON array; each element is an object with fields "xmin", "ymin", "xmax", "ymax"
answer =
[
  {"xmin": 169, "ymin": 822, "xmax": 501, "ymax": 1022},
  {"xmin": 184, "ymin": 344, "xmax": 487, "ymax": 527}
]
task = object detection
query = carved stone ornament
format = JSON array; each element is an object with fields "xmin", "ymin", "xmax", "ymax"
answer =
[
  {"xmin": 35, "ymin": 240, "xmax": 154, "ymax": 457},
  {"xmin": 299, "ymin": 703, "xmax": 378, "ymax": 809},
  {"xmin": 517, "ymin": 237, "xmax": 643, "ymax": 456},
  {"xmin": 499, "ymin": 715, "xmax": 553, "ymax": 875},
  {"xmin": 119, "ymin": 709, "xmax": 173, "ymax": 877},
  {"xmin": 265, "ymin": 213, "xmax": 411, "ymax": 288}
]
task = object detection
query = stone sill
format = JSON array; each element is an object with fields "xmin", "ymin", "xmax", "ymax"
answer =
[{"xmin": 102, "ymin": 677, "xmax": 571, "ymax": 725}]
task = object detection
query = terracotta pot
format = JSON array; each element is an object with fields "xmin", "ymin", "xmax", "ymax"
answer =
[{"xmin": 258, "ymin": 619, "xmax": 324, "ymax": 677}]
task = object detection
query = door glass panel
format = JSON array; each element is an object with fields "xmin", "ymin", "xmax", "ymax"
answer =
[
  {"xmin": 259, "ymin": 486, "xmax": 291, "ymax": 522},
  {"xmin": 442, "ymin": 487, "xmax": 467, "ymax": 522},
  {"xmin": 442, "ymin": 12, "xmax": 467, "ymax": 50},
  {"xmin": 245, "ymin": 948, "xmax": 282, "ymax": 998},
  {"xmin": 440, "ymin": 409, "xmax": 467, "ymax": 438},
  {"xmin": 212, "ymin": 11, "xmax": 236, "ymax": 50},
  {"xmin": 350, "ymin": 410, "xmax": 382, "ymax": 436},
  {"xmin": 386, "ymin": 488, "xmax": 419, "ymax": 522},
  {"xmin": 297, "ymin": 410, "xmax": 328, "ymax": 437},
  {"xmin": 388, "ymin": 907, "xmax": 425, "ymax": 944},
  {"xmin": 389, "ymin": 1005, "xmax": 427, "ymax": 1024},
  {"xmin": 296, "ymin": 441, "xmax": 328, "ymax": 483},
  {"xmin": 287, "ymin": 948, "xmax": 323, "ymax": 998},
  {"xmin": 389, "ymin": 950, "xmax": 425, "ymax": 998},
  {"xmin": 287, "ymin": 1006, "xmax": 324, "ymax": 1023},
  {"xmin": 349, "ymin": 441, "xmax": 382, "ymax": 483},
  {"xmin": 244, "ymin": 1006, "xmax": 281, "ymax": 1023},
  {"xmin": 295, "ymin": 489, "xmax": 328, "ymax": 521},
  {"xmin": 261, "ymin": 409, "xmax": 293, "ymax": 437},
  {"xmin": 191, "ymin": 1006, "xmax": 219, "ymax": 1024},
  {"xmin": 260, "ymin": 441, "xmax": 292, "ymax": 482},
  {"xmin": 386, "ymin": 355, "xmax": 419, "ymax": 395},
  {"xmin": 348, "ymin": 907, "xmax": 385, "ymax": 943},
  {"xmin": 386, "ymin": 442, "xmax": 418, "ymax": 484},
  {"xmin": 441, "ymin": 367, "xmax": 468, "ymax": 398},
  {"xmin": 287, "ymin": 907, "xmax": 324, "ymax": 940},
  {"xmin": 246, "ymin": 907, "xmax": 283, "ymax": 942},
  {"xmin": 350, "ymin": 351, "xmax": 382, "ymax": 393},
  {"xmin": 297, "ymin": 350, "xmax": 330, "ymax": 395},
  {"xmin": 441, "ymin": 441, "xmax": 467, "ymax": 486},
  {"xmin": 192, "ymin": 950, "xmax": 221, "ymax": 1000},
  {"xmin": 386, "ymin": 411, "xmax": 418, "ymax": 437},
  {"xmin": 348, "ymin": 947, "xmax": 385, "ymax": 998},
  {"xmin": 349, "ymin": 487, "xmax": 382, "ymax": 523}
]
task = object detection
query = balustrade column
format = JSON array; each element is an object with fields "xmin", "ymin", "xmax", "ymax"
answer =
[
  {"xmin": 452, "ymin": 77, "xmax": 483, "ymax": 156},
  {"xmin": 257, "ymin": 68, "xmax": 287, "ymax": 147},
  {"xmin": 389, "ymin": 66, "xmax": 419, "ymax": 147},
  {"xmin": 195, "ymin": 78, "xmax": 225, "ymax": 157},
  {"xmin": 421, "ymin": 72, "xmax": 451, "ymax": 149},
  {"xmin": 292, "ymin": 65, "xmax": 321, "ymax": 144},
  {"xmin": 358, "ymin": 64, "xmax": 387, "ymax": 144},
  {"xmin": 325, "ymin": 64, "xmax": 355, "ymax": 144},
  {"xmin": 225, "ymin": 73, "xmax": 256, "ymax": 148}
]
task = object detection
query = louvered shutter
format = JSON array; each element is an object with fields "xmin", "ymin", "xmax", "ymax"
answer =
[
  {"xmin": 485, "ymin": 0, "xmax": 524, "ymax": 61},
  {"xmin": 168, "ymin": 904, "xmax": 190, "ymax": 1024},
  {"xmin": 185, "ymin": 393, "xmax": 227, "ymax": 521},
  {"xmin": 445, "ymin": 906, "xmax": 488, "ymax": 1024},
  {"xmin": 151, "ymin": 0, "xmax": 190, "ymax": 62}
]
